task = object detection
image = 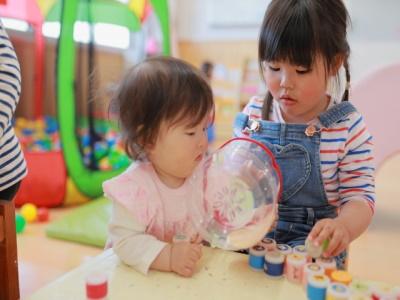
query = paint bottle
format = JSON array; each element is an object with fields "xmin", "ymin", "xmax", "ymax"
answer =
[
  {"xmin": 303, "ymin": 263, "xmax": 325, "ymax": 288},
  {"xmin": 264, "ymin": 250, "xmax": 285, "ymax": 278},
  {"xmin": 293, "ymin": 245, "xmax": 311, "ymax": 262},
  {"xmin": 370, "ymin": 284, "xmax": 398, "ymax": 300},
  {"xmin": 326, "ymin": 282, "xmax": 350, "ymax": 300},
  {"xmin": 285, "ymin": 253, "xmax": 307, "ymax": 284},
  {"xmin": 330, "ymin": 270, "xmax": 352, "ymax": 286},
  {"xmin": 349, "ymin": 281, "xmax": 371, "ymax": 299},
  {"xmin": 260, "ymin": 237, "xmax": 276, "ymax": 251},
  {"xmin": 316, "ymin": 257, "xmax": 337, "ymax": 277},
  {"xmin": 307, "ymin": 274, "xmax": 330, "ymax": 300},
  {"xmin": 86, "ymin": 272, "xmax": 108, "ymax": 300},
  {"xmin": 276, "ymin": 243, "xmax": 292, "ymax": 256},
  {"xmin": 249, "ymin": 244, "xmax": 266, "ymax": 271},
  {"xmin": 276, "ymin": 243, "xmax": 292, "ymax": 273}
]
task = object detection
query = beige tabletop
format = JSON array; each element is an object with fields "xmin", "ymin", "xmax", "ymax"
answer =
[{"xmin": 29, "ymin": 247, "xmax": 309, "ymax": 300}]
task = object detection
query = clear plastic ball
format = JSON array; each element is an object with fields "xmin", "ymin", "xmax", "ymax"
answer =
[{"xmin": 188, "ymin": 138, "xmax": 281, "ymax": 250}]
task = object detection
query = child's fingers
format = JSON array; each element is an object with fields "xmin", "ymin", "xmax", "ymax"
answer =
[
  {"xmin": 313, "ymin": 224, "xmax": 333, "ymax": 246},
  {"xmin": 191, "ymin": 244, "xmax": 203, "ymax": 259},
  {"xmin": 189, "ymin": 250, "xmax": 201, "ymax": 262},
  {"xmin": 332, "ymin": 235, "xmax": 349, "ymax": 256},
  {"xmin": 191, "ymin": 233, "xmax": 203, "ymax": 244},
  {"xmin": 188, "ymin": 255, "xmax": 199, "ymax": 265},
  {"xmin": 181, "ymin": 267, "xmax": 193, "ymax": 277},
  {"xmin": 185, "ymin": 258, "xmax": 196, "ymax": 269},
  {"xmin": 330, "ymin": 239, "xmax": 346, "ymax": 257},
  {"xmin": 323, "ymin": 230, "xmax": 341, "ymax": 256},
  {"xmin": 308, "ymin": 221, "xmax": 325, "ymax": 242}
]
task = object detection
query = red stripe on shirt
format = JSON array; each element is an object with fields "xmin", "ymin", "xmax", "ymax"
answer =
[
  {"xmin": 345, "ymin": 127, "xmax": 366, "ymax": 146},
  {"xmin": 320, "ymin": 149, "xmax": 345, "ymax": 154},
  {"xmin": 339, "ymin": 156, "xmax": 374, "ymax": 167},
  {"xmin": 321, "ymin": 127, "xmax": 348, "ymax": 132}
]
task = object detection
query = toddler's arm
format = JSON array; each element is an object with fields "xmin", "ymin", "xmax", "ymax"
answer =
[
  {"xmin": 109, "ymin": 202, "xmax": 167, "ymax": 274},
  {"xmin": 109, "ymin": 202, "xmax": 202, "ymax": 277}
]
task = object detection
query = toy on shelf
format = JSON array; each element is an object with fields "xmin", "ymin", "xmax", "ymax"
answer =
[
  {"xmin": 239, "ymin": 58, "xmax": 265, "ymax": 111},
  {"xmin": 211, "ymin": 63, "xmax": 242, "ymax": 142}
]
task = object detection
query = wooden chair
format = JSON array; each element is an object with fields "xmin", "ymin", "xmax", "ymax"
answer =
[{"xmin": 0, "ymin": 199, "xmax": 20, "ymax": 300}]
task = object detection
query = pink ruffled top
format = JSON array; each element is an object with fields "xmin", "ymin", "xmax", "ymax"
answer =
[{"xmin": 103, "ymin": 161, "xmax": 199, "ymax": 243}]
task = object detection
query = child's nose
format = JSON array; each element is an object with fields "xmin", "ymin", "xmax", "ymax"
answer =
[
  {"xmin": 199, "ymin": 131, "xmax": 208, "ymax": 149},
  {"xmin": 280, "ymin": 73, "xmax": 294, "ymax": 89}
]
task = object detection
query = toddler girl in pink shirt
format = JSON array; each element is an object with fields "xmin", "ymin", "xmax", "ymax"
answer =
[{"xmin": 103, "ymin": 56, "xmax": 214, "ymax": 277}]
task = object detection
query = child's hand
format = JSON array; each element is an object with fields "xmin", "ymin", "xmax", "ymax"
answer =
[
  {"xmin": 190, "ymin": 233, "xmax": 204, "ymax": 244},
  {"xmin": 308, "ymin": 218, "xmax": 351, "ymax": 257},
  {"xmin": 170, "ymin": 242, "xmax": 203, "ymax": 277}
]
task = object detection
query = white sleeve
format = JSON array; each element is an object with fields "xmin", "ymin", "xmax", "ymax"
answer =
[{"xmin": 108, "ymin": 201, "xmax": 168, "ymax": 275}]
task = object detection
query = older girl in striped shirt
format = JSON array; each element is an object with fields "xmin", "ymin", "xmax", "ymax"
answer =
[{"xmin": 234, "ymin": 0, "xmax": 374, "ymax": 268}]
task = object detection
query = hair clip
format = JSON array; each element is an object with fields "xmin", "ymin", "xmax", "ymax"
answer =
[{"xmin": 345, "ymin": 82, "xmax": 351, "ymax": 90}]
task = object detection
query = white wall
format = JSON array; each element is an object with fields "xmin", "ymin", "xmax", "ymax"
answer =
[
  {"xmin": 346, "ymin": 0, "xmax": 400, "ymax": 81},
  {"xmin": 176, "ymin": 0, "xmax": 269, "ymax": 41},
  {"xmin": 175, "ymin": 0, "xmax": 400, "ymax": 82}
]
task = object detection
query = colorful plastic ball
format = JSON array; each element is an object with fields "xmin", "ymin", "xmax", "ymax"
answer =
[
  {"xmin": 99, "ymin": 157, "xmax": 112, "ymax": 171},
  {"xmin": 15, "ymin": 214, "xmax": 26, "ymax": 233},
  {"xmin": 37, "ymin": 207, "xmax": 50, "ymax": 222},
  {"xmin": 94, "ymin": 142, "xmax": 108, "ymax": 160},
  {"xmin": 20, "ymin": 203, "xmax": 38, "ymax": 223}
]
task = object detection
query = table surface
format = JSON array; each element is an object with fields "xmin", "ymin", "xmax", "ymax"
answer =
[{"xmin": 29, "ymin": 247, "xmax": 312, "ymax": 300}]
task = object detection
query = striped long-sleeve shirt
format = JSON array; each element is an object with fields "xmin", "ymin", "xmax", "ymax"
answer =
[
  {"xmin": 242, "ymin": 96, "xmax": 375, "ymax": 212},
  {"xmin": 0, "ymin": 20, "xmax": 27, "ymax": 191}
]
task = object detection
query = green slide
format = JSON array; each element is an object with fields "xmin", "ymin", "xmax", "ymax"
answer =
[{"xmin": 56, "ymin": 0, "xmax": 171, "ymax": 198}]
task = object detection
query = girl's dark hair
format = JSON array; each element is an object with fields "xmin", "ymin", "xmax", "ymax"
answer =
[
  {"xmin": 111, "ymin": 56, "xmax": 214, "ymax": 159},
  {"xmin": 258, "ymin": 0, "xmax": 351, "ymax": 119}
]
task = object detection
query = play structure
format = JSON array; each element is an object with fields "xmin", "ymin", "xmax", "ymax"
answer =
[{"xmin": 1, "ymin": 0, "xmax": 170, "ymax": 207}]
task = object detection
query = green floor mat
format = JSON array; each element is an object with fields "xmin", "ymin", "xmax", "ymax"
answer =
[{"xmin": 46, "ymin": 196, "xmax": 111, "ymax": 248}]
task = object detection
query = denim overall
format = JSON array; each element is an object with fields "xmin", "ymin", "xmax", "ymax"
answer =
[{"xmin": 234, "ymin": 102, "xmax": 357, "ymax": 269}]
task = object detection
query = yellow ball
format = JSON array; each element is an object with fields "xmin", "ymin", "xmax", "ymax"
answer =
[{"xmin": 20, "ymin": 203, "xmax": 38, "ymax": 223}]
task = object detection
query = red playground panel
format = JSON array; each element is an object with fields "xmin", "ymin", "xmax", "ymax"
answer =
[{"xmin": 15, "ymin": 151, "xmax": 67, "ymax": 207}]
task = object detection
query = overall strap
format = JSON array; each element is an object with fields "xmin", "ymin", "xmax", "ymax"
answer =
[{"xmin": 318, "ymin": 102, "xmax": 357, "ymax": 128}]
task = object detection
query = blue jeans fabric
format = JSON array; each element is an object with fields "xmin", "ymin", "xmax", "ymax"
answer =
[{"xmin": 234, "ymin": 102, "xmax": 357, "ymax": 269}]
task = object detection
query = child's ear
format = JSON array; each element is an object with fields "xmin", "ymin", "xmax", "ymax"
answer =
[
  {"xmin": 330, "ymin": 55, "xmax": 344, "ymax": 76},
  {"xmin": 144, "ymin": 144, "xmax": 154, "ymax": 153},
  {"xmin": 143, "ymin": 138, "xmax": 156, "ymax": 153}
]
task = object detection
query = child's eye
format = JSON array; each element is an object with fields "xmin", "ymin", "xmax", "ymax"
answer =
[
  {"xmin": 296, "ymin": 68, "xmax": 310, "ymax": 74},
  {"xmin": 268, "ymin": 66, "xmax": 280, "ymax": 72},
  {"xmin": 185, "ymin": 132, "xmax": 195, "ymax": 136}
]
